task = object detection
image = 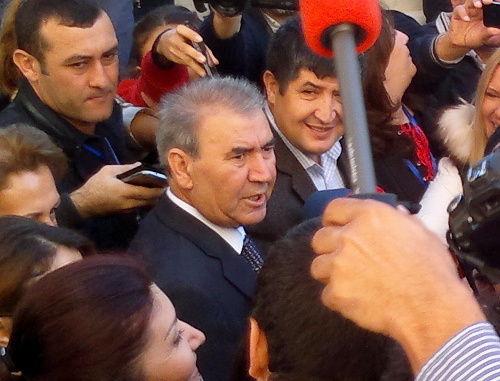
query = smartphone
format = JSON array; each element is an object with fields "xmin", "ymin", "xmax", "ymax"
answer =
[
  {"xmin": 484, "ymin": 1, "xmax": 500, "ymax": 28},
  {"xmin": 191, "ymin": 40, "xmax": 218, "ymax": 77},
  {"xmin": 117, "ymin": 165, "xmax": 168, "ymax": 188},
  {"xmin": 185, "ymin": 22, "xmax": 218, "ymax": 77}
]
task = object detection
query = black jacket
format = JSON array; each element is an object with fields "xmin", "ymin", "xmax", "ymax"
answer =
[
  {"xmin": 128, "ymin": 195, "xmax": 257, "ymax": 381},
  {"xmin": 0, "ymin": 80, "xmax": 141, "ymax": 251}
]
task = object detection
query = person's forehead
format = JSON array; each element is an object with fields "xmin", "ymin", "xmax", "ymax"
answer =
[
  {"xmin": 40, "ymin": 13, "xmax": 117, "ymax": 58},
  {"xmin": 0, "ymin": 167, "xmax": 58, "ymax": 213},
  {"xmin": 150, "ymin": 284, "xmax": 175, "ymax": 328},
  {"xmin": 198, "ymin": 108, "xmax": 269, "ymax": 140},
  {"xmin": 288, "ymin": 68, "xmax": 339, "ymax": 89}
]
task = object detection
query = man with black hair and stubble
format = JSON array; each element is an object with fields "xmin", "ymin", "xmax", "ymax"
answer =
[
  {"xmin": 0, "ymin": 0, "xmax": 163, "ymax": 250},
  {"xmin": 246, "ymin": 16, "xmax": 350, "ymax": 254}
]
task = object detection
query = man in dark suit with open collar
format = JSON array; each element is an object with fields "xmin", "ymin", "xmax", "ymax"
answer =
[
  {"xmin": 128, "ymin": 76, "xmax": 276, "ymax": 381},
  {"xmin": 246, "ymin": 17, "xmax": 350, "ymax": 253}
]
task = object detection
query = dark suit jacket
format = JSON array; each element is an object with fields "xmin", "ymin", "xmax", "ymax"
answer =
[
  {"xmin": 247, "ymin": 133, "xmax": 349, "ymax": 254},
  {"xmin": 128, "ymin": 195, "xmax": 257, "ymax": 381}
]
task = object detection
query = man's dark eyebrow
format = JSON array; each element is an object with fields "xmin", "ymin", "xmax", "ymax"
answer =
[
  {"xmin": 63, "ymin": 55, "xmax": 91, "ymax": 65},
  {"xmin": 263, "ymin": 137, "xmax": 275, "ymax": 148},
  {"xmin": 231, "ymin": 137, "xmax": 275, "ymax": 155},
  {"xmin": 232, "ymin": 146, "xmax": 252, "ymax": 155},
  {"xmin": 62, "ymin": 45, "xmax": 118, "ymax": 65},
  {"xmin": 301, "ymin": 81, "xmax": 323, "ymax": 90},
  {"xmin": 102, "ymin": 45, "xmax": 119, "ymax": 57}
]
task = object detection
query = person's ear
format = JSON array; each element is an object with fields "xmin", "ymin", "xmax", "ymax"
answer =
[
  {"xmin": 167, "ymin": 148, "xmax": 194, "ymax": 190},
  {"xmin": 249, "ymin": 318, "xmax": 271, "ymax": 380},
  {"xmin": 263, "ymin": 70, "xmax": 279, "ymax": 107},
  {"xmin": 12, "ymin": 49, "xmax": 42, "ymax": 83},
  {"xmin": 0, "ymin": 317, "xmax": 12, "ymax": 347}
]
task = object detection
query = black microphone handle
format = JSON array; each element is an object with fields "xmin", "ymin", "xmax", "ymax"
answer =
[{"xmin": 329, "ymin": 23, "xmax": 377, "ymax": 194}]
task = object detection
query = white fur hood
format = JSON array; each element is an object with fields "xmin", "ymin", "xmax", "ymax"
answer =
[{"xmin": 438, "ymin": 103, "xmax": 475, "ymax": 164}]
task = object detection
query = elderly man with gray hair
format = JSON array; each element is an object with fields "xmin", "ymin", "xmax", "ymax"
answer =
[{"xmin": 128, "ymin": 76, "xmax": 276, "ymax": 381}]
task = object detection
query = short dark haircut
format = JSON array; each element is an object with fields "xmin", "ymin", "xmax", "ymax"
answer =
[
  {"xmin": 266, "ymin": 16, "xmax": 337, "ymax": 93},
  {"xmin": 0, "ymin": 124, "xmax": 67, "ymax": 189},
  {"xmin": 5, "ymin": 256, "xmax": 153, "ymax": 380},
  {"xmin": 15, "ymin": 0, "xmax": 103, "ymax": 63},
  {"xmin": 252, "ymin": 218, "xmax": 406, "ymax": 381},
  {"xmin": 0, "ymin": 215, "xmax": 94, "ymax": 317}
]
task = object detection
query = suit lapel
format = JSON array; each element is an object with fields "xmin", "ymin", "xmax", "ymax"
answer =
[
  {"xmin": 155, "ymin": 196, "xmax": 257, "ymax": 298},
  {"xmin": 274, "ymin": 133, "xmax": 317, "ymax": 202}
]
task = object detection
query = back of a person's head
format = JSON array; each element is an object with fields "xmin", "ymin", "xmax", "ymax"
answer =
[
  {"xmin": 266, "ymin": 16, "xmax": 337, "ymax": 93},
  {"xmin": 15, "ymin": 0, "xmax": 102, "ymax": 62},
  {"xmin": 2, "ymin": 256, "xmax": 152, "ymax": 381},
  {"xmin": 0, "ymin": 124, "xmax": 67, "ymax": 189},
  {"xmin": 0, "ymin": 215, "xmax": 93, "ymax": 318},
  {"xmin": 252, "ymin": 218, "xmax": 408, "ymax": 381}
]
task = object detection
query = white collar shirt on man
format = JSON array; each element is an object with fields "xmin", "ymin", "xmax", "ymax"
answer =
[
  {"xmin": 167, "ymin": 188, "xmax": 245, "ymax": 253},
  {"xmin": 264, "ymin": 104, "xmax": 345, "ymax": 190}
]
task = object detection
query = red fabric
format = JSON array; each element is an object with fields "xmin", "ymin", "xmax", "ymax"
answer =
[
  {"xmin": 400, "ymin": 122, "xmax": 436, "ymax": 182},
  {"xmin": 117, "ymin": 51, "xmax": 189, "ymax": 107}
]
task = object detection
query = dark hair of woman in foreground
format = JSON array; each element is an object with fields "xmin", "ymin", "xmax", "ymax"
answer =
[{"xmin": 1, "ymin": 255, "xmax": 205, "ymax": 381}]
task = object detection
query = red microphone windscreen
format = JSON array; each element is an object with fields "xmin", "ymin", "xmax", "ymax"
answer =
[{"xmin": 300, "ymin": 0, "xmax": 382, "ymax": 57}]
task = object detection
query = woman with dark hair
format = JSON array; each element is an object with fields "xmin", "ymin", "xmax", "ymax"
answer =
[
  {"xmin": 0, "ymin": 215, "xmax": 94, "ymax": 348},
  {"xmin": 363, "ymin": 11, "xmax": 437, "ymax": 207},
  {"xmin": 0, "ymin": 255, "xmax": 205, "ymax": 381}
]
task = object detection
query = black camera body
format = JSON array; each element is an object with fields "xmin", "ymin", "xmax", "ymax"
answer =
[
  {"xmin": 193, "ymin": 0, "xmax": 297, "ymax": 17},
  {"xmin": 447, "ymin": 149, "xmax": 500, "ymax": 281}
]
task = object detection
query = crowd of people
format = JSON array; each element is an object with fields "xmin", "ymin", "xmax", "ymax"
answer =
[{"xmin": 0, "ymin": 0, "xmax": 499, "ymax": 380}]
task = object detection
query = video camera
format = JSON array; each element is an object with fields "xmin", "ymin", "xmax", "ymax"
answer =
[
  {"xmin": 447, "ymin": 147, "xmax": 500, "ymax": 282},
  {"xmin": 192, "ymin": 0, "xmax": 297, "ymax": 17}
]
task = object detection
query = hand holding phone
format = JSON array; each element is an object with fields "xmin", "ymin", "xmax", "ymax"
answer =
[
  {"xmin": 185, "ymin": 22, "xmax": 218, "ymax": 77},
  {"xmin": 190, "ymin": 39, "xmax": 218, "ymax": 77},
  {"xmin": 117, "ymin": 165, "xmax": 168, "ymax": 188}
]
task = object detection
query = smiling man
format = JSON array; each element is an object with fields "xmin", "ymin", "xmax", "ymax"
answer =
[
  {"xmin": 128, "ymin": 76, "xmax": 276, "ymax": 381},
  {"xmin": 0, "ymin": 0, "xmax": 163, "ymax": 250},
  {"xmin": 246, "ymin": 17, "xmax": 350, "ymax": 252}
]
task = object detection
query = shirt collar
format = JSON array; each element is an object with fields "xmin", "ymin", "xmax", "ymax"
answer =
[
  {"xmin": 261, "ymin": 11, "xmax": 281, "ymax": 33},
  {"xmin": 167, "ymin": 188, "xmax": 245, "ymax": 253}
]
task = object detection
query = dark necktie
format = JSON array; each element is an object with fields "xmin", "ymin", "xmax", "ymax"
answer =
[{"xmin": 241, "ymin": 235, "xmax": 263, "ymax": 272}]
